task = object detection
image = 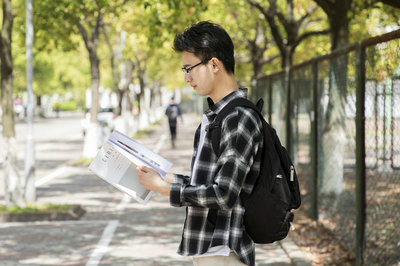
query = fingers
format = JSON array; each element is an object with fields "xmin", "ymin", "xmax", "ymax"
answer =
[
  {"xmin": 164, "ymin": 173, "xmax": 175, "ymax": 184},
  {"xmin": 136, "ymin": 165, "xmax": 150, "ymax": 173},
  {"xmin": 135, "ymin": 165, "xmax": 166, "ymax": 193}
]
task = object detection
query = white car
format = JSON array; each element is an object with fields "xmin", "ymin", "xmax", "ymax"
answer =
[{"xmin": 81, "ymin": 107, "xmax": 116, "ymax": 136}]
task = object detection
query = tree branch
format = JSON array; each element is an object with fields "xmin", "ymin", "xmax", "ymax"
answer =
[
  {"xmin": 102, "ymin": 25, "xmax": 120, "ymax": 91},
  {"xmin": 295, "ymin": 29, "xmax": 330, "ymax": 47},
  {"xmin": 91, "ymin": 9, "xmax": 103, "ymax": 45},
  {"xmin": 259, "ymin": 53, "xmax": 280, "ymax": 65},
  {"xmin": 379, "ymin": 0, "xmax": 400, "ymax": 8},
  {"xmin": 77, "ymin": 23, "xmax": 90, "ymax": 51},
  {"xmin": 313, "ymin": 0, "xmax": 333, "ymax": 16},
  {"xmin": 247, "ymin": 0, "xmax": 286, "ymax": 57}
]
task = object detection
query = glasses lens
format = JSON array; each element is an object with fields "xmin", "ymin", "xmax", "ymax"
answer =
[{"xmin": 181, "ymin": 60, "xmax": 207, "ymax": 75}]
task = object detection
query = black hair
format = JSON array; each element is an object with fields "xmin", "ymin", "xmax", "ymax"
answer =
[{"xmin": 173, "ymin": 21, "xmax": 235, "ymax": 74}]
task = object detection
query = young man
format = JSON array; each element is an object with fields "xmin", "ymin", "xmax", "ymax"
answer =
[
  {"xmin": 165, "ymin": 97, "xmax": 183, "ymax": 148},
  {"xmin": 136, "ymin": 21, "xmax": 263, "ymax": 266}
]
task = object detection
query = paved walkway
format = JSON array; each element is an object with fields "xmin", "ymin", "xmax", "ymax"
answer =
[{"xmin": 0, "ymin": 113, "xmax": 310, "ymax": 266}]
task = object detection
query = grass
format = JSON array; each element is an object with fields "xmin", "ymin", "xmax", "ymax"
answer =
[
  {"xmin": 71, "ymin": 157, "xmax": 93, "ymax": 166},
  {"xmin": 0, "ymin": 203, "xmax": 73, "ymax": 214},
  {"xmin": 133, "ymin": 119, "xmax": 162, "ymax": 139},
  {"xmin": 133, "ymin": 128, "xmax": 152, "ymax": 138},
  {"xmin": 71, "ymin": 118, "xmax": 163, "ymax": 165}
]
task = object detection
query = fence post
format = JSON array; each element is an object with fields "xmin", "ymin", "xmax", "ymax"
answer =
[
  {"xmin": 311, "ymin": 60, "xmax": 319, "ymax": 221},
  {"xmin": 286, "ymin": 67, "xmax": 293, "ymax": 157},
  {"xmin": 355, "ymin": 42, "xmax": 366, "ymax": 265},
  {"xmin": 268, "ymin": 77, "xmax": 273, "ymax": 124}
]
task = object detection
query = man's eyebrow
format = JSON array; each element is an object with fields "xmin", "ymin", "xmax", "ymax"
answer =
[{"xmin": 182, "ymin": 63, "xmax": 191, "ymax": 67}]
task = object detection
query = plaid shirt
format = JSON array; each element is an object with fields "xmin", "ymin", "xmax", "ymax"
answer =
[{"xmin": 170, "ymin": 89, "xmax": 263, "ymax": 266}]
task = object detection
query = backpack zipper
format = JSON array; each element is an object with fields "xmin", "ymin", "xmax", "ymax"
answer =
[
  {"xmin": 290, "ymin": 165, "xmax": 294, "ymax": 182},
  {"xmin": 290, "ymin": 223, "xmax": 295, "ymax": 231}
]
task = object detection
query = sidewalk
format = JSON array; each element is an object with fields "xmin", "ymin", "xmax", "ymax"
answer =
[{"xmin": 0, "ymin": 113, "xmax": 310, "ymax": 266}]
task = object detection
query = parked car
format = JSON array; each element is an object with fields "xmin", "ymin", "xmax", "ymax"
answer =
[{"xmin": 81, "ymin": 107, "xmax": 116, "ymax": 137}]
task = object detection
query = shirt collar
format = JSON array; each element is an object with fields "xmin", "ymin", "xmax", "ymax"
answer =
[{"xmin": 204, "ymin": 88, "xmax": 248, "ymax": 121}]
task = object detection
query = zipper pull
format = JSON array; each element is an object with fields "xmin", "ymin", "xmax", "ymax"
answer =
[
  {"xmin": 290, "ymin": 223, "xmax": 295, "ymax": 231},
  {"xmin": 290, "ymin": 165, "xmax": 294, "ymax": 182}
]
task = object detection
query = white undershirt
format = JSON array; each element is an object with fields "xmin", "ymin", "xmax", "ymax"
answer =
[
  {"xmin": 191, "ymin": 114, "xmax": 231, "ymax": 258},
  {"xmin": 190, "ymin": 114, "xmax": 209, "ymax": 184}
]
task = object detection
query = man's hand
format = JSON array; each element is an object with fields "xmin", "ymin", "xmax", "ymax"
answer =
[
  {"xmin": 136, "ymin": 165, "xmax": 170, "ymax": 197},
  {"xmin": 164, "ymin": 172, "xmax": 175, "ymax": 184}
]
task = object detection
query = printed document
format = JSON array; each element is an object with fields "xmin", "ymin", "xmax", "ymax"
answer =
[{"xmin": 89, "ymin": 130, "xmax": 173, "ymax": 204}]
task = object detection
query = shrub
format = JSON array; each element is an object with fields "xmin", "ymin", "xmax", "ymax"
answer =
[{"xmin": 52, "ymin": 101, "xmax": 78, "ymax": 111}]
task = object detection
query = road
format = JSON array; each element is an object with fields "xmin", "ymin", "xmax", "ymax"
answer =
[
  {"xmin": 0, "ymin": 112, "xmax": 309, "ymax": 266},
  {"xmin": 0, "ymin": 113, "xmax": 196, "ymax": 266},
  {"xmin": 0, "ymin": 111, "xmax": 85, "ymax": 197}
]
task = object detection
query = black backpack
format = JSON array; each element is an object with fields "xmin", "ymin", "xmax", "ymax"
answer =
[
  {"xmin": 166, "ymin": 105, "xmax": 179, "ymax": 120},
  {"xmin": 208, "ymin": 97, "xmax": 301, "ymax": 244}
]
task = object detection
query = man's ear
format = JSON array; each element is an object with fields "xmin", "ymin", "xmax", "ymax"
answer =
[{"xmin": 210, "ymin": 57, "xmax": 222, "ymax": 73}]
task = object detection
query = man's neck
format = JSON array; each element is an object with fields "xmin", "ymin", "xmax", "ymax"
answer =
[{"xmin": 209, "ymin": 73, "xmax": 238, "ymax": 103}]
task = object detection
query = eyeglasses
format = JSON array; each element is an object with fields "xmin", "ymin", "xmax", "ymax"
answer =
[{"xmin": 181, "ymin": 59, "xmax": 210, "ymax": 74}]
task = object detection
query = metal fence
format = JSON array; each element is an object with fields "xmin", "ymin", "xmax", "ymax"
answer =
[{"xmin": 254, "ymin": 29, "xmax": 400, "ymax": 265}]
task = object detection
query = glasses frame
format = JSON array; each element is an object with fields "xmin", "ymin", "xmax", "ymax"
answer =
[{"xmin": 181, "ymin": 59, "xmax": 210, "ymax": 74}]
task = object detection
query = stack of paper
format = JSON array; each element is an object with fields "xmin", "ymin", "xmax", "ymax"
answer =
[{"xmin": 89, "ymin": 130, "xmax": 173, "ymax": 204}]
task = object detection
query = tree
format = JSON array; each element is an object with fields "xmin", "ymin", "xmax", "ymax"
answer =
[
  {"xmin": 375, "ymin": 0, "xmax": 400, "ymax": 8},
  {"xmin": 102, "ymin": 26, "xmax": 128, "ymax": 116},
  {"xmin": 1, "ymin": 0, "xmax": 25, "ymax": 207},
  {"xmin": 203, "ymin": 0, "xmax": 279, "ymax": 97},
  {"xmin": 247, "ymin": 0, "xmax": 328, "ymax": 69},
  {"xmin": 117, "ymin": 0, "xmax": 208, "ymax": 124},
  {"xmin": 35, "ymin": 0, "xmax": 127, "ymax": 158},
  {"xmin": 313, "ymin": 0, "xmax": 400, "ymax": 195},
  {"xmin": 246, "ymin": 0, "xmax": 328, "ymax": 148}
]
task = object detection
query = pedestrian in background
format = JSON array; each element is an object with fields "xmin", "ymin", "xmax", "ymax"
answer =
[
  {"xmin": 165, "ymin": 97, "xmax": 183, "ymax": 148},
  {"xmin": 55, "ymin": 104, "xmax": 60, "ymax": 118},
  {"xmin": 137, "ymin": 21, "xmax": 262, "ymax": 266}
]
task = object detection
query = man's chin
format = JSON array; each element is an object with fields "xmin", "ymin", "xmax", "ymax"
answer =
[{"xmin": 193, "ymin": 88, "xmax": 207, "ymax": 97}]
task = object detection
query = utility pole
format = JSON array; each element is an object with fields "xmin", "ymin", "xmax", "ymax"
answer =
[
  {"xmin": 119, "ymin": 30, "xmax": 126, "ymax": 114},
  {"xmin": 24, "ymin": 0, "xmax": 36, "ymax": 202}
]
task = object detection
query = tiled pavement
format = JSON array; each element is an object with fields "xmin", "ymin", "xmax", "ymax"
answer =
[{"xmin": 0, "ymin": 113, "xmax": 310, "ymax": 266}]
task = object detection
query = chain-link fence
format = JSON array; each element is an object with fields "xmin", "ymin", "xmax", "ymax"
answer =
[
  {"xmin": 364, "ymin": 38, "xmax": 400, "ymax": 265},
  {"xmin": 254, "ymin": 29, "xmax": 400, "ymax": 265}
]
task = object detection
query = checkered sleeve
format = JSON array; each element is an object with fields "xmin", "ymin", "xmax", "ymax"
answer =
[
  {"xmin": 177, "ymin": 107, "xmax": 262, "ymax": 209},
  {"xmin": 169, "ymin": 174, "xmax": 189, "ymax": 207}
]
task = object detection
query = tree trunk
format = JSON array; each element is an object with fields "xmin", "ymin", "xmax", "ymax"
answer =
[
  {"xmin": 103, "ymin": 26, "xmax": 123, "ymax": 115},
  {"xmin": 321, "ymin": 55, "xmax": 349, "ymax": 195},
  {"xmin": 82, "ymin": 48, "xmax": 101, "ymax": 158},
  {"xmin": 1, "ymin": 0, "xmax": 25, "ymax": 207},
  {"xmin": 78, "ymin": 16, "xmax": 102, "ymax": 158},
  {"xmin": 89, "ymin": 49, "xmax": 100, "ymax": 124},
  {"xmin": 319, "ymin": 1, "xmax": 351, "ymax": 196},
  {"xmin": 137, "ymin": 71, "xmax": 145, "ymax": 113},
  {"xmin": 277, "ymin": 46, "xmax": 293, "ymax": 147},
  {"xmin": 124, "ymin": 60, "xmax": 134, "ymax": 111}
]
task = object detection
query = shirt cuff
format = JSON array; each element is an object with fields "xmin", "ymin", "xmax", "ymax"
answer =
[
  {"xmin": 174, "ymin": 173, "xmax": 190, "ymax": 185},
  {"xmin": 170, "ymin": 183, "xmax": 183, "ymax": 207}
]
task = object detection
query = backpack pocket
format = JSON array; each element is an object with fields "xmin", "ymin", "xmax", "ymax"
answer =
[
  {"xmin": 243, "ymin": 181, "xmax": 293, "ymax": 244},
  {"xmin": 270, "ymin": 169, "xmax": 292, "ymax": 206}
]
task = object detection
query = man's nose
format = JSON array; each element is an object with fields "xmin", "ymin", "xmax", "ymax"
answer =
[{"xmin": 184, "ymin": 73, "xmax": 191, "ymax": 82}]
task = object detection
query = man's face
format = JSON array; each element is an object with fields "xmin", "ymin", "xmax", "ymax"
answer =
[{"xmin": 181, "ymin": 51, "xmax": 214, "ymax": 97}]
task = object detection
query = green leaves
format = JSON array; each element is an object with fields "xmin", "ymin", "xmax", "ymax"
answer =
[{"xmin": 3, "ymin": 0, "xmax": 398, "ymax": 107}]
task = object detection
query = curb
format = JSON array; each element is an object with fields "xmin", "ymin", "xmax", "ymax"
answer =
[
  {"xmin": 0, "ymin": 204, "xmax": 86, "ymax": 222},
  {"xmin": 279, "ymin": 236, "xmax": 311, "ymax": 266}
]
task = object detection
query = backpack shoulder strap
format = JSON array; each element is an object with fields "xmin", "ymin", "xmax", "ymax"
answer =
[{"xmin": 209, "ymin": 98, "xmax": 264, "ymax": 157}]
